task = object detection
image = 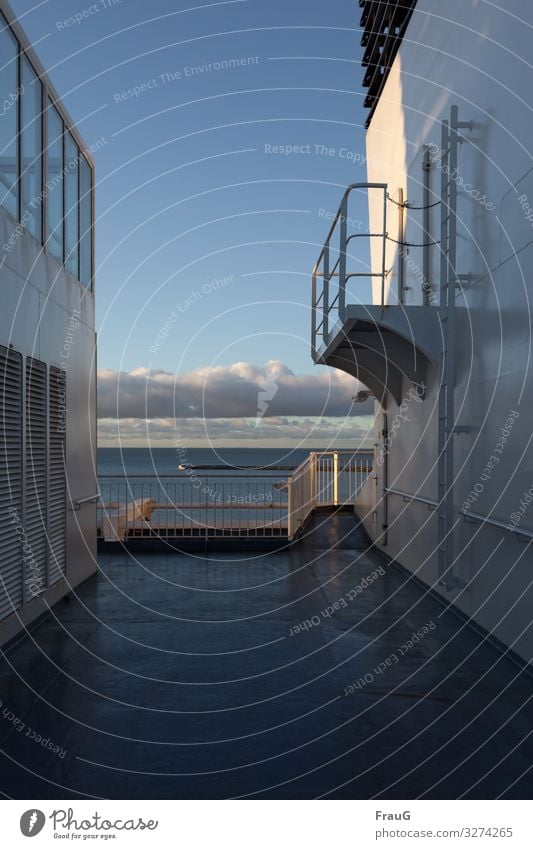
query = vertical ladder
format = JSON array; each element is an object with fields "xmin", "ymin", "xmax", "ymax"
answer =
[{"xmin": 437, "ymin": 105, "xmax": 472, "ymax": 590}]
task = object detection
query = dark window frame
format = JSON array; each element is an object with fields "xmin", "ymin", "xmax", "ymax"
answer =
[{"xmin": 0, "ymin": 10, "xmax": 94, "ymax": 289}]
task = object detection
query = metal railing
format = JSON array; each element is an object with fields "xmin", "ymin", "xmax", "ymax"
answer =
[
  {"xmin": 459, "ymin": 508, "xmax": 533, "ymax": 543},
  {"xmin": 385, "ymin": 487, "xmax": 438, "ymax": 511},
  {"xmin": 288, "ymin": 451, "xmax": 372, "ymax": 538},
  {"xmin": 311, "ymin": 183, "xmax": 388, "ymax": 356},
  {"xmin": 288, "ymin": 454, "xmax": 315, "ymax": 538},
  {"xmin": 97, "ymin": 474, "xmax": 288, "ymax": 542},
  {"xmin": 97, "ymin": 451, "xmax": 372, "ymax": 544}
]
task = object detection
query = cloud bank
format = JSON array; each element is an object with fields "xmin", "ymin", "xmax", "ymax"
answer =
[{"xmin": 97, "ymin": 360, "xmax": 374, "ymax": 419}]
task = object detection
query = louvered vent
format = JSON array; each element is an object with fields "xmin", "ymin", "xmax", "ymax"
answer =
[
  {"xmin": 48, "ymin": 366, "xmax": 66, "ymax": 585},
  {"xmin": 0, "ymin": 346, "xmax": 23, "ymax": 620},
  {"xmin": 25, "ymin": 357, "xmax": 48, "ymax": 601}
]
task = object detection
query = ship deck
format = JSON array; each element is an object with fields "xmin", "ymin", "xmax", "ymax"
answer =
[{"xmin": 0, "ymin": 512, "xmax": 531, "ymax": 799}]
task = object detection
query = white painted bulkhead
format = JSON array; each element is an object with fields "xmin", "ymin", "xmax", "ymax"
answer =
[
  {"xmin": 356, "ymin": 0, "xmax": 533, "ymax": 663},
  {"xmin": 0, "ymin": 1, "xmax": 97, "ymax": 645},
  {"xmin": 0, "ymin": 213, "xmax": 97, "ymax": 646}
]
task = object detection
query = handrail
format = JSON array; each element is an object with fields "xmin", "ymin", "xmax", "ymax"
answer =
[
  {"xmin": 386, "ymin": 493, "xmax": 533, "ymax": 541},
  {"xmin": 312, "ymin": 182, "xmax": 387, "ymax": 273},
  {"xmin": 459, "ymin": 508, "xmax": 533, "ymax": 541},
  {"xmin": 71, "ymin": 493, "xmax": 100, "ymax": 510},
  {"xmin": 385, "ymin": 487, "xmax": 438, "ymax": 509},
  {"xmin": 312, "ymin": 182, "xmax": 388, "ymax": 356}
]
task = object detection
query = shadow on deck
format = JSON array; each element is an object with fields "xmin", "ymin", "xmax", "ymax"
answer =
[{"xmin": 0, "ymin": 511, "xmax": 531, "ymax": 799}]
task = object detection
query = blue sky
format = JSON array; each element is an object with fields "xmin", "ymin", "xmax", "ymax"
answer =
[{"xmin": 11, "ymin": 0, "xmax": 373, "ymax": 445}]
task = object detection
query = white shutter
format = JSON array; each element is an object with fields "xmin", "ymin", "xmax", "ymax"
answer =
[
  {"xmin": 0, "ymin": 346, "xmax": 23, "ymax": 619},
  {"xmin": 25, "ymin": 357, "xmax": 48, "ymax": 600},
  {"xmin": 48, "ymin": 366, "xmax": 66, "ymax": 584}
]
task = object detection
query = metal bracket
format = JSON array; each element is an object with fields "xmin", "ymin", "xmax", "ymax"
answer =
[
  {"xmin": 70, "ymin": 493, "xmax": 100, "ymax": 511},
  {"xmin": 515, "ymin": 533, "xmax": 533, "ymax": 545},
  {"xmin": 456, "ymin": 120, "xmax": 474, "ymax": 143},
  {"xmin": 455, "ymin": 273, "xmax": 480, "ymax": 291},
  {"xmin": 438, "ymin": 576, "xmax": 466, "ymax": 591}
]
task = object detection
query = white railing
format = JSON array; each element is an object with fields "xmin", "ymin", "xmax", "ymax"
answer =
[
  {"xmin": 288, "ymin": 454, "xmax": 315, "ymax": 539},
  {"xmin": 311, "ymin": 183, "xmax": 388, "ymax": 356},
  {"xmin": 287, "ymin": 451, "xmax": 372, "ymax": 539},
  {"xmin": 97, "ymin": 451, "xmax": 372, "ymax": 544},
  {"xmin": 97, "ymin": 473, "xmax": 288, "ymax": 542}
]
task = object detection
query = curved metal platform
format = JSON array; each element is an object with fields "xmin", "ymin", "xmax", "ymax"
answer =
[{"xmin": 315, "ymin": 304, "xmax": 441, "ymax": 405}]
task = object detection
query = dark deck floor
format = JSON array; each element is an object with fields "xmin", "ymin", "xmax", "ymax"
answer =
[{"xmin": 0, "ymin": 512, "xmax": 532, "ymax": 799}]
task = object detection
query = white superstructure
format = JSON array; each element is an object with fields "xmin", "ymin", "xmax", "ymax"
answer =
[
  {"xmin": 0, "ymin": 1, "xmax": 97, "ymax": 644},
  {"xmin": 313, "ymin": 0, "xmax": 533, "ymax": 664}
]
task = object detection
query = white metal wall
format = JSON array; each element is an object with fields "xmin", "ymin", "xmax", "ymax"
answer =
[
  {"xmin": 359, "ymin": 0, "xmax": 533, "ymax": 662},
  {"xmin": 0, "ymin": 210, "xmax": 97, "ymax": 644}
]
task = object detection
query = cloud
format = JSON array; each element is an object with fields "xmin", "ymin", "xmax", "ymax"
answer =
[{"xmin": 97, "ymin": 360, "xmax": 374, "ymax": 419}]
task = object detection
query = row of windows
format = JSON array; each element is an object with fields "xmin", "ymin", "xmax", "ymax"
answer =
[
  {"xmin": 0, "ymin": 345, "xmax": 67, "ymax": 621},
  {"xmin": 0, "ymin": 13, "xmax": 93, "ymax": 287}
]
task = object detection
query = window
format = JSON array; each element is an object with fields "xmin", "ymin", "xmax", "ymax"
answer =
[
  {"xmin": 79, "ymin": 156, "xmax": 92, "ymax": 287},
  {"xmin": 0, "ymin": 16, "xmax": 94, "ymax": 286},
  {"xmin": 47, "ymin": 101, "xmax": 64, "ymax": 262},
  {"xmin": 0, "ymin": 15, "xmax": 19, "ymax": 219},
  {"xmin": 65, "ymin": 133, "xmax": 79, "ymax": 277},
  {"xmin": 21, "ymin": 57, "xmax": 43, "ymax": 241}
]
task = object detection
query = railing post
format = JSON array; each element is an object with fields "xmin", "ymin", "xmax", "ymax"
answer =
[
  {"xmin": 287, "ymin": 475, "xmax": 293, "ymax": 539},
  {"xmin": 339, "ymin": 194, "xmax": 348, "ymax": 321},
  {"xmin": 323, "ymin": 242, "xmax": 329, "ymax": 344},
  {"xmin": 333, "ymin": 451, "xmax": 339, "ymax": 506},
  {"xmin": 397, "ymin": 186, "xmax": 405, "ymax": 305},
  {"xmin": 205, "ymin": 476, "xmax": 209, "ymax": 544},
  {"xmin": 381, "ymin": 185, "xmax": 388, "ymax": 306},
  {"xmin": 311, "ymin": 270, "xmax": 317, "ymax": 358}
]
